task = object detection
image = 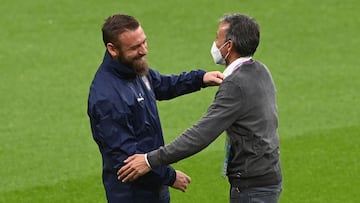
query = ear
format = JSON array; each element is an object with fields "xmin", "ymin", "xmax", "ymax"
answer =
[
  {"xmin": 106, "ymin": 43, "xmax": 119, "ymax": 58},
  {"xmin": 227, "ymin": 40, "xmax": 241, "ymax": 58},
  {"xmin": 227, "ymin": 40, "xmax": 234, "ymax": 52}
]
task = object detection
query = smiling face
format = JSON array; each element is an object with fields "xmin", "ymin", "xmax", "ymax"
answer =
[{"xmin": 107, "ymin": 26, "xmax": 149, "ymax": 75}]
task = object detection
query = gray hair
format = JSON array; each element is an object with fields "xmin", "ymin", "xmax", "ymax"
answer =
[{"xmin": 220, "ymin": 14, "xmax": 260, "ymax": 56}]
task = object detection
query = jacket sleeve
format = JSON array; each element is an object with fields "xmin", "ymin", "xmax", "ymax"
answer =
[
  {"xmin": 89, "ymin": 99, "xmax": 176, "ymax": 186},
  {"xmin": 147, "ymin": 80, "xmax": 244, "ymax": 168},
  {"xmin": 148, "ymin": 69, "xmax": 206, "ymax": 100}
]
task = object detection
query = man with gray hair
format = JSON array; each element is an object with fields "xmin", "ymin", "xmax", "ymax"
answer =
[{"xmin": 118, "ymin": 13, "xmax": 283, "ymax": 203}]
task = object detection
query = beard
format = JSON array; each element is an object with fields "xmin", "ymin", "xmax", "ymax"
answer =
[{"xmin": 118, "ymin": 54, "xmax": 149, "ymax": 76}]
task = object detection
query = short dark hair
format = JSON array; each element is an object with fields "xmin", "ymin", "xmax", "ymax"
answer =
[
  {"xmin": 102, "ymin": 14, "xmax": 140, "ymax": 47},
  {"xmin": 220, "ymin": 14, "xmax": 260, "ymax": 56}
]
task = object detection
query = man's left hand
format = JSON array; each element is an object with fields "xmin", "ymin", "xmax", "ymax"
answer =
[{"xmin": 203, "ymin": 71, "xmax": 224, "ymax": 86}]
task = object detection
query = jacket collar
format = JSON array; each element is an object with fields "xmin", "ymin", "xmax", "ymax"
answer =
[{"xmin": 102, "ymin": 50, "xmax": 137, "ymax": 79}]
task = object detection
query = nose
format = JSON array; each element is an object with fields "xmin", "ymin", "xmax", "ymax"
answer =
[{"xmin": 138, "ymin": 42, "xmax": 148, "ymax": 55}]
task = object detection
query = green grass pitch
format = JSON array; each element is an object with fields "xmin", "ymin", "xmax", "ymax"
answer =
[{"xmin": 0, "ymin": 0, "xmax": 359, "ymax": 202}]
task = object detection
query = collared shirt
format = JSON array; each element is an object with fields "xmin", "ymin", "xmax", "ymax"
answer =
[
  {"xmin": 222, "ymin": 56, "xmax": 252, "ymax": 176},
  {"xmin": 223, "ymin": 56, "xmax": 252, "ymax": 77}
]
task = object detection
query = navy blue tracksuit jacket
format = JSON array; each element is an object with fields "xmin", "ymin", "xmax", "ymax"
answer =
[{"xmin": 87, "ymin": 51, "xmax": 206, "ymax": 202}]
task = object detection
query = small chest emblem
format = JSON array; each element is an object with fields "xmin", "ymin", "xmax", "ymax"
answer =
[{"xmin": 137, "ymin": 93, "xmax": 144, "ymax": 102}]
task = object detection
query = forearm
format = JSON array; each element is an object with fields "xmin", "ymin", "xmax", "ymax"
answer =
[
  {"xmin": 147, "ymin": 114, "xmax": 225, "ymax": 168},
  {"xmin": 148, "ymin": 82, "xmax": 242, "ymax": 168},
  {"xmin": 147, "ymin": 129, "xmax": 206, "ymax": 168},
  {"xmin": 152, "ymin": 69, "xmax": 206, "ymax": 100}
]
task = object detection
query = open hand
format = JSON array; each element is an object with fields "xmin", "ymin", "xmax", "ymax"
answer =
[{"xmin": 117, "ymin": 154, "xmax": 150, "ymax": 182}]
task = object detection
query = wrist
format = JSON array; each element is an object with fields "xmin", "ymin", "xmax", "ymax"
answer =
[{"xmin": 144, "ymin": 153, "xmax": 152, "ymax": 169}]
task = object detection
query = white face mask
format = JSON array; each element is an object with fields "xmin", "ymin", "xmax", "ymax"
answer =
[{"xmin": 210, "ymin": 41, "xmax": 229, "ymax": 65}]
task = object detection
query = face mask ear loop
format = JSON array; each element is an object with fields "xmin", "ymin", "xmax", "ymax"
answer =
[
  {"xmin": 223, "ymin": 40, "xmax": 231, "ymax": 61},
  {"xmin": 224, "ymin": 51, "xmax": 230, "ymax": 61},
  {"xmin": 219, "ymin": 40, "xmax": 229, "ymax": 50}
]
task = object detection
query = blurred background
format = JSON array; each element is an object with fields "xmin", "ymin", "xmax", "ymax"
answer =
[{"xmin": 0, "ymin": 0, "xmax": 359, "ymax": 202}]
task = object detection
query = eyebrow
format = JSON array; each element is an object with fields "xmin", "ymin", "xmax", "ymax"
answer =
[{"xmin": 129, "ymin": 38, "xmax": 146, "ymax": 50}]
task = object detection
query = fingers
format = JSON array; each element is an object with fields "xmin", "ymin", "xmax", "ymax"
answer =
[
  {"xmin": 179, "ymin": 171, "xmax": 191, "ymax": 184},
  {"xmin": 185, "ymin": 174, "xmax": 191, "ymax": 184},
  {"xmin": 214, "ymin": 77, "xmax": 223, "ymax": 85},
  {"xmin": 118, "ymin": 166, "xmax": 142, "ymax": 182},
  {"xmin": 180, "ymin": 179, "xmax": 190, "ymax": 192},
  {"xmin": 216, "ymin": 71, "xmax": 225, "ymax": 80},
  {"xmin": 117, "ymin": 164, "xmax": 142, "ymax": 182},
  {"xmin": 203, "ymin": 71, "xmax": 224, "ymax": 86},
  {"xmin": 117, "ymin": 154, "xmax": 151, "ymax": 182},
  {"xmin": 121, "ymin": 170, "xmax": 140, "ymax": 182},
  {"xmin": 123, "ymin": 155, "xmax": 135, "ymax": 163},
  {"xmin": 117, "ymin": 164, "xmax": 128, "ymax": 176},
  {"xmin": 209, "ymin": 71, "xmax": 224, "ymax": 86},
  {"xmin": 117, "ymin": 165, "xmax": 132, "ymax": 182},
  {"xmin": 172, "ymin": 170, "xmax": 191, "ymax": 192},
  {"xmin": 181, "ymin": 176, "xmax": 191, "ymax": 192},
  {"xmin": 180, "ymin": 183, "xmax": 188, "ymax": 192}
]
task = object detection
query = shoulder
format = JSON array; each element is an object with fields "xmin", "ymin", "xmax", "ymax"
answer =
[
  {"xmin": 90, "ymin": 70, "xmax": 117, "ymax": 98},
  {"xmin": 240, "ymin": 60, "xmax": 271, "ymax": 75},
  {"xmin": 89, "ymin": 68, "xmax": 133, "ymax": 107},
  {"xmin": 231, "ymin": 61, "xmax": 271, "ymax": 80}
]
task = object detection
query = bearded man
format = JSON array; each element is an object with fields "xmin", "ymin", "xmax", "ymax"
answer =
[{"xmin": 87, "ymin": 14, "xmax": 224, "ymax": 203}]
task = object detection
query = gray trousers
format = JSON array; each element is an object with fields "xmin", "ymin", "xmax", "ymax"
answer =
[{"xmin": 230, "ymin": 182, "xmax": 282, "ymax": 203}]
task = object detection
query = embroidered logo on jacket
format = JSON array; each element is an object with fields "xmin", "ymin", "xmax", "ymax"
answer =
[{"xmin": 137, "ymin": 93, "xmax": 144, "ymax": 102}]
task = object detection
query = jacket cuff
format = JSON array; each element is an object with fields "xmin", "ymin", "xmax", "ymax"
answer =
[
  {"xmin": 167, "ymin": 167, "xmax": 176, "ymax": 186},
  {"xmin": 198, "ymin": 69, "xmax": 207, "ymax": 88},
  {"xmin": 147, "ymin": 150, "xmax": 161, "ymax": 169},
  {"xmin": 144, "ymin": 153, "xmax": 152, "ymax": 169}
]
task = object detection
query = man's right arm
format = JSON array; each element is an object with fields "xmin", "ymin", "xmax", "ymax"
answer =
[
  {"xmin": 147, "ymin": 80, "xmax": 242, "ymax": 168},
  {"xmin": 118, "ymin": 81, "xmax": 244, "ymax": 181}
]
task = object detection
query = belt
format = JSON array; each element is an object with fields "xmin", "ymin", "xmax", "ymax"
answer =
[{"xmin": 229, "ymin": 171, "xmax": 282, "ymax": 189}]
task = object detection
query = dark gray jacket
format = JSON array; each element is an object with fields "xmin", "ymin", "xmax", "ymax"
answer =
[{"xmin": 148, "ymin": 60, "xmax": 282, "ymax": 188}]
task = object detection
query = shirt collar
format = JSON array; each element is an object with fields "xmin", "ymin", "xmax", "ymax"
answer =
[{"xmin": 223, "ymin": 56, "xmax": 252, "ymax": 77}]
